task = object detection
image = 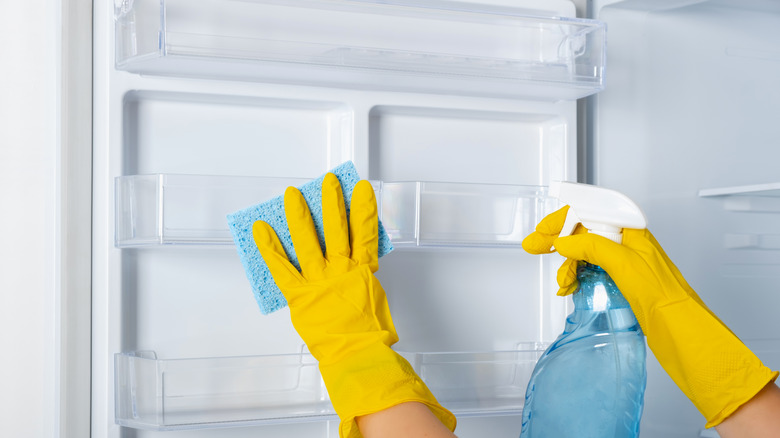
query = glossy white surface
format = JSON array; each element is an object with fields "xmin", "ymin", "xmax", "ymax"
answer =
[{"xmin": 94, "ymin": 1, "xmax": 579, "ymax": 437}]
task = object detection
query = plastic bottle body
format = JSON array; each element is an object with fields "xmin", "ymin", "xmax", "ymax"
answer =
[{"xmin": 520, "ymin": 263, "xmax": 647, "ymax": 438}]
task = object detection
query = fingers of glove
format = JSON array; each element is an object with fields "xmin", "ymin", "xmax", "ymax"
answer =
[
  {"xmin": 349, "ymin": 180, "xmax": 379, "ymax": 272},
  {"xmin": 322, "ymin": 173, "xmax": 351, "ymax": 261},
  {"xmin": 252, "ymin": 220, "xmax": 304, "ymax": 291},
  {"xmin": 522, "ymin": 206, "xmax": 570, "ymax": 254},
  {"xmin": 556, "ymin": 258, "xmax": 580, "ymax": 296},
  {"xmin": 553, "ymin": 233, "xmax": 643, "ymax": 285},
  {"xmin": 284, "ymin": 186, "xmax": 327, "ymax": 277}
]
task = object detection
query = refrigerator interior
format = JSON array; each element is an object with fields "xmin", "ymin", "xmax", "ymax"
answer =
[
  {"xmin": 92, "ymin": 0, "xmax": 780, "ymax": 436},
  {"xmin": 592, "ymin": 0, "xmax": 780, "ymax": 436},
  {"xmin": 94, "ymin": 0, "xmax": 600, "ymax": 436}
]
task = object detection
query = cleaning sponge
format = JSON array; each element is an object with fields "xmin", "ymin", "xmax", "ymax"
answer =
[{"xmin": 227, "ymin": 161, "xmax": 394, "ymax": 314}]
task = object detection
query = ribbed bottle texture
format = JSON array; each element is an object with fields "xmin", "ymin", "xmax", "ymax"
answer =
[{"xmin": 520, "ymin": 263, "xmax": 647, "ymax": 438}]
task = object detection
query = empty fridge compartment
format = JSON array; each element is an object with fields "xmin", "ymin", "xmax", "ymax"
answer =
[
  {"xmin": 115, "ymin": 0, "xmax": 606, "ymax": 99},
  {"xmin": 121, "ymin": 91, "xmax": 355, "ymax": 178},
  {"xmin": 115, "ymin": 174, "xmax": 551, "ymax": 248},
  {"xmin": 404, "ymin": 343, "xmax": 546, "ymax": 417},
  {"xmin": 115, "ymin": 174, "xmax": 312, "ymax": 246},
  {"xmin": 115, "ymin": 344, "xmax": 546, "ymax": 430},
  {"xmin": 114, "ymin": 351, "xmax": 332, "ymax": 430},
  {"xmin": 114, "ymin": 174, "xmax": 385, "ymax": 247},
  {"xmin": 382, "ymin": 182, "xmax": 548, "ymax": 248}
]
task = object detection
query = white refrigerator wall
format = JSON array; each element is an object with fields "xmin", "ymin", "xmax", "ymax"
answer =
[
  {"xmin": 0, "ymin": 1, "xmax": 92, "ymax": 438},
  {"xmin": 0, "ymin": 2, "xmax": 61, "ymax": 437},
  {"xmin": 592, "ymin": 1, "xmax": 780, "ymax": 436},
  {"xmin": 93, "ymin": 1, "xmax": 582, "ymax": 437}
]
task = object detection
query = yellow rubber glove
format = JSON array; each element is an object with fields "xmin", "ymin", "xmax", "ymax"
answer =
[
  {"xmin": 523, "ymin": 206, "xmax": 778, "ymax": 428},
  {"xmin": 252, "ymin": 173, "xmax": 456, "ymax": 438}
]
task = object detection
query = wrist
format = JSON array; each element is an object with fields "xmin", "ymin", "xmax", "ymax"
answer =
[{"xmin": 319, "ymin": 343, "xmax": 456, "ymax": 438}]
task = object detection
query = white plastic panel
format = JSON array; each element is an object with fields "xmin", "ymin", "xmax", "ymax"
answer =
[
  {"xmin": 369, "ymin": 106, "xmax": 568, "ymax": 185},
  {"xmin": 101, "ymin": 96, "xmax": 574, "ymax": 433},
  {"xmin": 122, "ymin": 91, "xmax": 353, "ymax": 177},
  {"xmin": 115, "ymin": 0, "xmax": 605, "ymax": 99}
]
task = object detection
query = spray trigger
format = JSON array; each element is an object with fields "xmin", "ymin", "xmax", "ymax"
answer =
[
  {"xmin": 548, "ymin": 181, "xmax": 648, "ymax": 250},
  {"xmin": 552, "ymin": 208, "xmax": 581, "ymax": 251}
]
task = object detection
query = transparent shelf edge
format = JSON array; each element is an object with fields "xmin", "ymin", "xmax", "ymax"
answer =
[
  {"xmin": 115, "ymin": 344, "xmax": 546, "ymax": 431},
  {"xmin": 114, "ymin": 0, "xmax": 606, "ymax": 99},
  {"xmin": 115, "ymin": 174, "xmax": 553, "ymax": 249},
  {"xmin": 699, "ymin": 182, "xmax": 780, "ymax": 197},
  {"xmin": 699, "ymin": 182, "xmax": 780, "ymax": 213}
]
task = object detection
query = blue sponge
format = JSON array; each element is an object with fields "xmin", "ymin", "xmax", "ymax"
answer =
[{"xmin": 227, "ymin": 161, "xmax": 394, "ymax": 314}]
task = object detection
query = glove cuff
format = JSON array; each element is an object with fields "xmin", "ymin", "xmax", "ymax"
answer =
[
  {"xmin": 319, "ymin": 343, "xmax": 457, "ymax": 438},
  {"xmin": 645, "ymin": 298, "xmax": 779, "ymax": 427}
]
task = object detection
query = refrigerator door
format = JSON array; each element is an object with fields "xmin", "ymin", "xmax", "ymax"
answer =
[
  {"xmin": 94, "ymin": 1, "xmax": 604, "ymax": 437},
  {"xmin": 592, "ymin": 0, "xmax": 780, "ymax": 436}
]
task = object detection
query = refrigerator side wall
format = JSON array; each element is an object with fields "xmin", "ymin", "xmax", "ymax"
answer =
[
  {"xmin": 594, "ymin": 1, "xmax": 780, "ymax": 436},
  {"xmin": 0, "ymin": 1, "xmax": 92, "ymax": 438}
]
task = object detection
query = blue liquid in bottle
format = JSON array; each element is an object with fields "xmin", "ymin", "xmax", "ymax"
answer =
[{"xmin": 520, "ymin": 263, "xmax": 647, "ymax": 438}]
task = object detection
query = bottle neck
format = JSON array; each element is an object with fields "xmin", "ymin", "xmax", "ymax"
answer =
[{"xmin": 572, "ymin": 263, "xmax": 631, "ymax": 311}]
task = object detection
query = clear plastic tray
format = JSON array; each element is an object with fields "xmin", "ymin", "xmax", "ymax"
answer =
[
  {"xmin": 115, "ymin": 174, "xmax": 310, "ymax": 246},
  {"xmin": 115, "ymin": 174, "xmax": 550, "ymax": 248},
  {"xmin": 115, "ymin": 0, "xmax": 606, "ymax": 100},
  {"xmin": 382, "ymin": 182, "xmax": 548, "ymax": 247},
  {"xmin": 404, "ymin": 347, "xmax": 546, "ymax": 416},
  {"xmin": 115, "ymin": 344, "xmax": 545, "ymax": 430},
  {"xmin": 115, "ymin": 351, "xmax": 330, "ymax": 430}
]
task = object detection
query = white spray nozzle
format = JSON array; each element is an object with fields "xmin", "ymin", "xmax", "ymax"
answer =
[{"xmin": 550, "ymin": 181, "xmax": 647, "ymax": 245}]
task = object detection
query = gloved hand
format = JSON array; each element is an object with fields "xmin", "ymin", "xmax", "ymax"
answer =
[
  {"xmin": 523, "ymin": 206, "xmax": 778, "ymax": 428},
  {"xmin": 252, "ymin": 173, "xmax": 456, "ymax": 438}
]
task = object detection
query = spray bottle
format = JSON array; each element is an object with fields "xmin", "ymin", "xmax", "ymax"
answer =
[{"xmin": 519, "ymin": 181, "xmax": 648, "ymax": 438}]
